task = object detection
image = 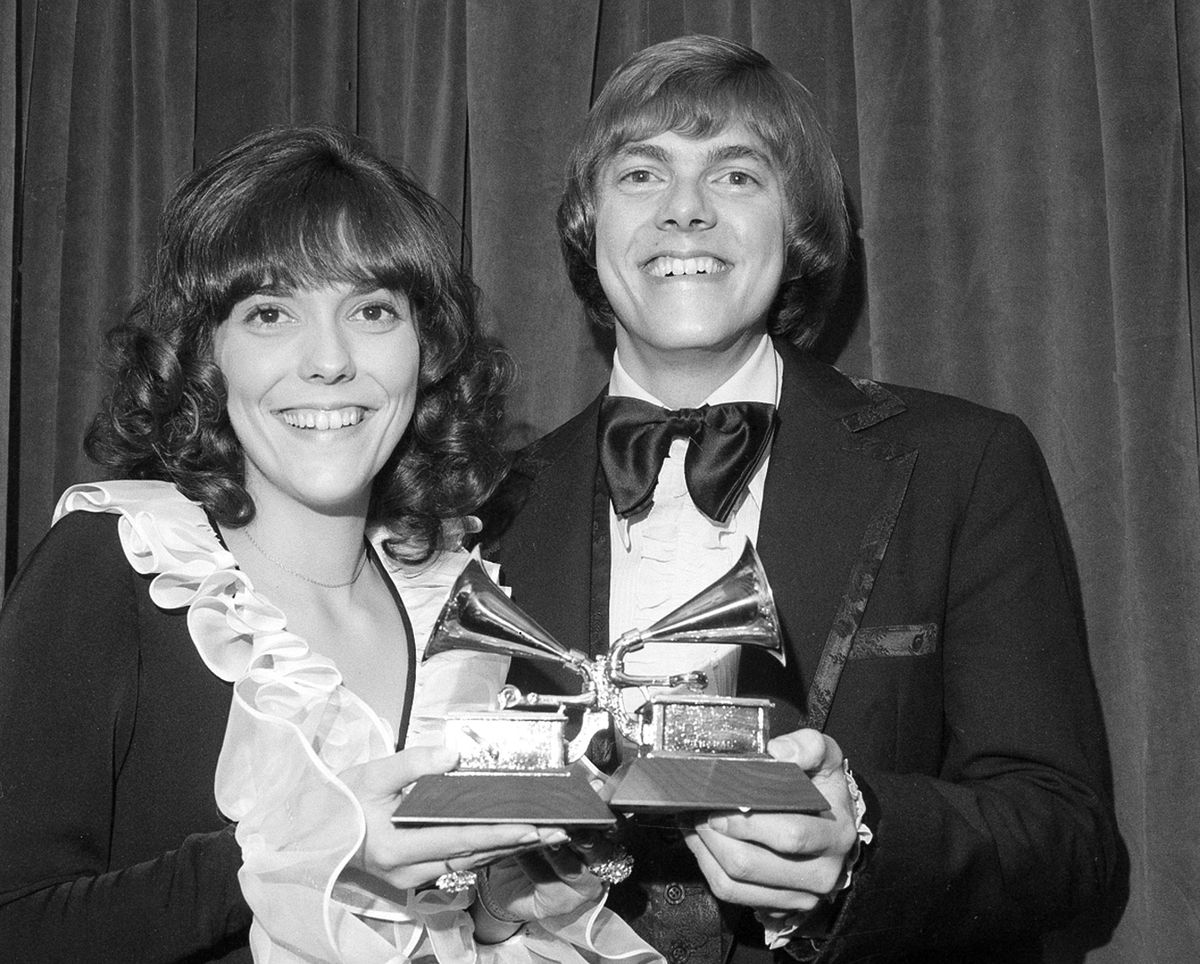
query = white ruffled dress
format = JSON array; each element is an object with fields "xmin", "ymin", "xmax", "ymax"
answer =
[{"xmin": 54, "ymin": 481, "xmax": 659, "ymax": 964}]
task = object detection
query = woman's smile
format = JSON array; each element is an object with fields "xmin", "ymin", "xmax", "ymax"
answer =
[{"xmin": 277, "ymin": 405, "xmax": 369, "ymax": 430}]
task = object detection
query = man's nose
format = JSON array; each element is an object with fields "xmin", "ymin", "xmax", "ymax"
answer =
[{"xmin": 656, "ymin": 177, "xmax": 715, "ymax": 230}]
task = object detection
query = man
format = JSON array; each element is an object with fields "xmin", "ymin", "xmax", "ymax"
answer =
[{"xmin": 484, "ymin": 35, "xmax": 1117, "ymax": 963}]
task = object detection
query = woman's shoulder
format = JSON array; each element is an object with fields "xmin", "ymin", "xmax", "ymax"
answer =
[
  {"xmin": 8, "ymin": 509, "xmax": 129, "ymax": 599},
  {"xmin": 0, "ymin": 505, "xmax": 144, "ymax": 684}
]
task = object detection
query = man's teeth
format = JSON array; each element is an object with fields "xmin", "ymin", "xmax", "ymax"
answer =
[
  {"xmin": 645, "ymin": 256, "xmax": 728, "ymax": 278},
  {"xmin": 280, "ymin": 407, "xmax": 365, "ymax": 430}
]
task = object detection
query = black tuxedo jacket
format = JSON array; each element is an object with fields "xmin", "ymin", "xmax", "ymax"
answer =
[{"xmin": 484, "ymin": 341, "xmax": 1117, "ymax": 963}]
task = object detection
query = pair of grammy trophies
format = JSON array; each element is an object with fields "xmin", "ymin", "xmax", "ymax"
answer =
[{"xmin": 392, "ymin": 541, "xmax": 828, "ymax": 832}]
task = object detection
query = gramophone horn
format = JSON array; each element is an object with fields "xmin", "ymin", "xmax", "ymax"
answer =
[
  {"xmin": 423, "ymin": 558, "xmax": 579, "ymax": 665},
  {"xmin": 621, "ymin": 540, "xmax": 784, "ymax": 662}
]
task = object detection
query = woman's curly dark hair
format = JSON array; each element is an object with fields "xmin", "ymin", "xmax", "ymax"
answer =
[
  {"xmin": 558, "ymin": 35, "xmax": 851, "ymax": 349},
  {"xmin": 86, "ymin": 124, "xmax": 512, "ymax": 563}
]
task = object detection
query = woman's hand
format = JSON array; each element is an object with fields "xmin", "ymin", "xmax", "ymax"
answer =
[
  {"xmin": 340, "ymin": 747, "xmax": 566, "ymax": 892},
  {"xmin": 471, "ymin": 846, "xmax": 605, "ymax": 943}
]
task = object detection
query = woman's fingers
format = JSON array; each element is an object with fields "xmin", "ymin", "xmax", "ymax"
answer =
[
  {"xmin": 346, "ymin": 746, "xmax": 460, "ymax": 800},
  {"xmin": 343, "ymin": 748, "xmax": 576, "ymax": 890},
  {"xmin": 373, "ymin": 825, "xmax": 569, "ymax": 891}
]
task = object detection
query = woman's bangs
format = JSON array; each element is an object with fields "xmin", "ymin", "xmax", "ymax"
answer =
[{"xmin": 204, "ymin": 183, "xmax": 422, "ymax": 309}]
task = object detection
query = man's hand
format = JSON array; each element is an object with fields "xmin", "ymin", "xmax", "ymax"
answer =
[{"xmin": 682, "ymin": 729, "xmax": 859, "ymax": 912}]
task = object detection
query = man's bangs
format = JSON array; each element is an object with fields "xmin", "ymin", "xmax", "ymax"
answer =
[{"xmin": 597, "ymin": 77, "xmax": 794, "ymax": 171}]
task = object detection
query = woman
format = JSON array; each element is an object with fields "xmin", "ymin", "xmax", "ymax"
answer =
[{"xmin": 0, "ymin": 126, "xmax": 656, "ymax": 963}]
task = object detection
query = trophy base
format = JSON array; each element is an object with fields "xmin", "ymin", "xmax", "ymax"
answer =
[
  {"xmin": 391, "ymin": 767, "xmax": 616, "ymax": 826},
  {"xmin": 607, "ymin": 755, "xmax": 829, "ymax": 814}
]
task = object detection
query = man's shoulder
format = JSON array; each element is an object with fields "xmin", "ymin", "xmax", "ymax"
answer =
[
  {"xmin": 478, "ymin": 393, "xmax": 604, "ymax": 548},
  {"xmin": 514, "ymin": 394, "xmax": 603, "ymax": 471},
  {"xmin": 842, "ymin": 374, "xmax": 1046, "ymax": 492},
  {"xmin": 785, "ymin": 348, "xmax": 1019, "ymax": 441},
  {"xmin": 874, "ymin": 379, "xmax": 1015, "ymax": 432}
]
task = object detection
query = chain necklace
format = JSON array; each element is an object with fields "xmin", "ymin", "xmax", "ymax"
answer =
[{"xmin": 242, "ymin": 526, "xmax": 369, "ymax": 589}]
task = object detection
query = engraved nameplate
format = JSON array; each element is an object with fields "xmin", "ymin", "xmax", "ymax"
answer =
[
  {"xmin": 648, "ymin": 695, "xmax": 771, "ymax": 757},
  {"xmin": 445, "ymin": 711, "xmax": 566, "ymax": 771}
]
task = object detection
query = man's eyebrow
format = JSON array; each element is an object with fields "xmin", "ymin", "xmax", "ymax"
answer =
[
  {"xmin": 611, "ymin": 142, "xmax": 671, "ymax": 164},
  {"xmin": 610, "ymin": 141, "xmax": 775, "ymax": 168},
  {"xmin": 707, "ymin": 143, "xmax": 774, "ymax": 167}
]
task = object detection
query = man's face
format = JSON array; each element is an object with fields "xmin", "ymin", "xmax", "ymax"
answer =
[{"xmin": 593, "ymin": 124, "xmax": 788, "ymax": 390}]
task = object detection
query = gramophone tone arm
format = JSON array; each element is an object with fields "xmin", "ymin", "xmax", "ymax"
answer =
[
  {"xmin": 495, "ymin": 684, "xmax": 597, "ymax": 709},
  {"xmin": 607, "ymin": 668, "xmax": 709, "ymax": 689},
  {"xmin": 607, "ymin": 631, "xmax": 707, "ymax": 690}
]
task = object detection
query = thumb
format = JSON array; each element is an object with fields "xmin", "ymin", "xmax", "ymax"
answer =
[{"xmin": 768, "ymin": 728, "xmax": 842, "ymax": 775}]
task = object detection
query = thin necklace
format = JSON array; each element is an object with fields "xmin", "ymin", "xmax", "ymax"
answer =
[{"xmin": 242, "ymin": 526, "xmax": 369, "ymax": 589}]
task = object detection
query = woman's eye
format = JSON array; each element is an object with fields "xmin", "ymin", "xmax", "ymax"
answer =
[
  {"xmin": 246, "ymin": 305, "xmax": 290, "ymax": 327},
  {"xmin": 353, "ymin": 301, "xmax": 402, "ymax": 327}
]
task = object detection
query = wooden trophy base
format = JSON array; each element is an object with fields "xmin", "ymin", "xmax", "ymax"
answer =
[
  {"xmin": 606, "ymin": 755, "xmax": 829, "ymax": 814},
  {"xmin": 392, "ymin": 766, "xmax": 616, "ymax": 826}
]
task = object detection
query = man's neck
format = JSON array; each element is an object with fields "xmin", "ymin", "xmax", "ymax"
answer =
[{"xmin": 612, "ymin": 331, "xmax": 772, "ymax": 408}]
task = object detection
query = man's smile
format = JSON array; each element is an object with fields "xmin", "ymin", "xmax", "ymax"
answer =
[{"xmin": 641, "ymin": 255, "xmax": 731, "ymax": 278}]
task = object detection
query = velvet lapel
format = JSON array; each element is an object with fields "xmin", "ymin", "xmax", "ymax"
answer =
[{"xmin": 745, "ymin": 343, "xmax": 914, "ymax": 732}]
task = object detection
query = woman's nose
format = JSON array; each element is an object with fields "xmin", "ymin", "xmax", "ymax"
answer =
[
  {"xmin": 301, "ymin": 320, "xmax": 355, "ymax": 383},
  {"xmin": 656, "ymin": 177, "xmax": 714, "ymax": 230}
]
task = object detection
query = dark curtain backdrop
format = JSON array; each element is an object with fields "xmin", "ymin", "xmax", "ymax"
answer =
[{"xmin": 3, "ymin": 1, "xmax": 1196, "ymax": 961}]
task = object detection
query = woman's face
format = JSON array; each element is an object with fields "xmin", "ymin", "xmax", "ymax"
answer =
[{"xmin": 212, "ymin": 281, "xmax": 420, "ymax": 517}]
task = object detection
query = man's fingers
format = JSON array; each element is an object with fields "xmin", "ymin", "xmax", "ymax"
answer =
[
  {"xmin": 683, "ymin": 830, "xmax": 824, "ymax": 912},
  {"xmin": 699, "ymin": 809, "xmax": 838, "ymax": 856}
]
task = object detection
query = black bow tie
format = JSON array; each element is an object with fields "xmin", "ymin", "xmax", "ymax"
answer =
[{"xmin": 598, "ymin": 396, "xmax": 777, "ymax": 525}]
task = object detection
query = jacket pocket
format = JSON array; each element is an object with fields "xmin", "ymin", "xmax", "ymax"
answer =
[{"xmin": 849, "ymin": 623, "xmax": 939, "ymax": 659}]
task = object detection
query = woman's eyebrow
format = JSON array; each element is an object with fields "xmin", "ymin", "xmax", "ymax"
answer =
[
  {"xmin": 249, "ymin": 282, "xmax": 292, "ymax": 297},
  {"xmin": 349, "ymin": 281, "xmax": 390, "ymax": 295}
]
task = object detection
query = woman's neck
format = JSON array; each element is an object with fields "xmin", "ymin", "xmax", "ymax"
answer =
[
  {"xmin": 225, "ymin": 490, "xmax": 372, "ymax": 593},
  {"xmin": 218, "ymin": 492, "xmax": 411, "ymax": 742}
]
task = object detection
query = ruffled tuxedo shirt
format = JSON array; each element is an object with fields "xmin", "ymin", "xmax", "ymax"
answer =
[{"xmin": 0, "ymin": 482, "xmax": 658, "ymax": 964}]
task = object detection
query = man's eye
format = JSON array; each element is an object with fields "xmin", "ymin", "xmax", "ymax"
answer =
[
  {"xmin": 721, "ymin": 170, "xmax": 758, "ymax": 187},
  {"xmin": 621, "ymin": 169, "xmax": 656, "ymax": 184}
]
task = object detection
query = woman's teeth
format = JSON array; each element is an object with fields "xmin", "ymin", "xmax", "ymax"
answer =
[{"xmin": 280, "ymin": 407, "xmax": 365, "ymax": 430}]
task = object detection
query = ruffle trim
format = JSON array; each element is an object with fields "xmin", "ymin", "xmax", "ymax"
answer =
[
  {"xmin": 617, "ymin": 444, "xmax": 742, "ymax": 706},
  {"xmin": 54, "ymin": 481, "xmax": 661, "ymax": 964}
]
